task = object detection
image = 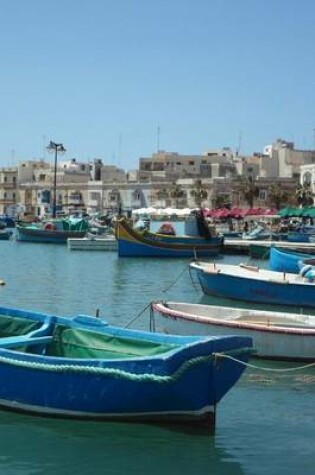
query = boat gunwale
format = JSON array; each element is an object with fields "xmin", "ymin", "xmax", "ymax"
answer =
[
  {"xmin": 152, "ymin": 302, "xmax": 315, "ymax": 336},
  {"xmin": 190, "ymin": 261, "xmax": 315, "ymax": 286}
]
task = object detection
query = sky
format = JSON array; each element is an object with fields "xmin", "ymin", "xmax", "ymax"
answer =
[{"xmin": 0, "ymin": 0, "xmax": 314, "ymax": 170}]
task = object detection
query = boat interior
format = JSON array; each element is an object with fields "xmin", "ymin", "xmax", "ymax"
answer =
[{"xmin": 0, "ymin": 314, "xmax": 179, "ymax": 359}]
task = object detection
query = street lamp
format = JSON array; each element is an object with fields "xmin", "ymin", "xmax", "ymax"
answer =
[{"xmin": 46, "ymin": 141, "xmax": 66, "ymax": 218}]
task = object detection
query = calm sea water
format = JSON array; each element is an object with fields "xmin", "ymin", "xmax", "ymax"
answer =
[{"xmin": 0, "ymin": 239, "xmax": 314, "ymax": 475}]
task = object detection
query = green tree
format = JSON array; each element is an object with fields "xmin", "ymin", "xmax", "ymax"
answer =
[
  {"xmin": 190, "ymin": 179, "xmax": 208, "ymax": 208},
  {"xmin": 169, "ymin": 182, "xmax": 185, "ymax": 208},
  {"xmin": 239, "ymin": 176, "xmax": 259, "ymax": 208},
  {"xmin": 212, "ymin": 194, "xmax": 231, "ymax": 209},
  {"xmin": 268, "ymin": 182, "xmax": 290, "ymax": 210},
  {"xmin": 295, "ymin": 185, "xmax": 314, "ymax": 207}
]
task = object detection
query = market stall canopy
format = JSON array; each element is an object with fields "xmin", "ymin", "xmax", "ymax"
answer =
[{"xmin": 278, "ymin": 207, "xmax": 304, "ymax": 217}]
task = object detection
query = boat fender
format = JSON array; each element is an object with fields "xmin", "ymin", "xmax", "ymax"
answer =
[
  {"xmin": 44, "ymin": 222, "xmax": 56, "ymax": 231},
  {"xmin": 299, "ymin": 264, "xmax": 313, "ymax": 278},
  {"xmin": 305, "ymin": 270, "xmax": 315, "ymax": 282}
]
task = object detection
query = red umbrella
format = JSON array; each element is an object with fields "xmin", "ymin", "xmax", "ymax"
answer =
[
  {"xmin": 229, "ymin": 207, "xmax": 243, "ymax": 219},
  {"xmin": 263, "ymin": 208, "xmax": 278, "ymax": 216},
  {"xmin": 240, "ymin": 208, "xmax": 261, "ymax": 217},
  {"xmin": 212, "ymin": 208, "xmax": 230, "ymax": 218}
]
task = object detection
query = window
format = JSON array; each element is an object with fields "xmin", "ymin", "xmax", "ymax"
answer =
[
  {"xmin": 303, "ymin": 172, "xmax": 312, "ymax": 186},
  {"xmin": 259, "ymin": 190, "xmax": 266, "ymax": 201}
]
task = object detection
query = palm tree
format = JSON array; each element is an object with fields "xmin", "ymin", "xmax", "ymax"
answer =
[
  {"xmin": 212, "ymin": 193, "xmax": 231, "ymax": 209},
  {"xmin": 190, "ymin": 179, "xmax": 208, "ymax": 209},
  {"xmin": 239, "ymin": 176, "xmax": 259, "ymax": 208},
  {"xmin": 268, "ymin": 183, "xmax": 290, "ymax": 210},
  {"xmin": 295, "ymin": 185, "xmax": 314, "ymax": 207},
  {"xmin": 169, "ymin": 182, "xmax": 185, "ymax": 208}
]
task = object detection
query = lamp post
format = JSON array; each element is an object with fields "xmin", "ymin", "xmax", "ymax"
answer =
[{"xmin": 46, "ymin": 141, "xmax": 66, "ymax": 218}]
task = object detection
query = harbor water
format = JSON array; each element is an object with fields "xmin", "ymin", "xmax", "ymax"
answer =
[{"xmin": 0, "ymin": 239, "xmax": 314, "ymax": 475}]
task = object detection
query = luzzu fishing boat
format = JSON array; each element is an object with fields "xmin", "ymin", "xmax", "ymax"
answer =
[
  {"xmin": 116, "ymin": 216, "xmax": 224, "ymax": 258},
  {"xmin": 0, "ymin": 304, "xmax": 252, "ymax": 431}
]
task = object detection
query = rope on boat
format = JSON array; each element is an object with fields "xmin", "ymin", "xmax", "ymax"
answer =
[
  {"xmin": 0, "ymin": 352, "xmax": 212, "ymax": 382},
  {"xmin": 162, "ymin": 260, "xmax": 193, "ymax": 293},
  {"xmin": 213, "ymin": 353, "xmax": 315, "ymax": 372},
  {"xmin": 123, "ymin": 301, "xmax": 152, "ymax": 329},
  {"xmin": 188, "ymin": 260, "xmax": 202, "ymax": 293}
]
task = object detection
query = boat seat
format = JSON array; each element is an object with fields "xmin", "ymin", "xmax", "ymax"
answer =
[
  {"xmin": 239, "ymin": 263, "xmax": 259, "ymax": 272},
  {"xmin": 0, "ymin": 335, "xmax": 53, "ymax": 349}
]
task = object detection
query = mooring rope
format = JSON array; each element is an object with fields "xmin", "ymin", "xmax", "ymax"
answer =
[
  {"xmin": 161, "ymin": 260, "xmax": 193, "ymax": 293},
  {"xmin": 214, "ymin": 353, "xmax": 315, "ymax": 372},
  {"xmin": 123, "ymin": 301, "xmax": 153, "ymax": 329}
]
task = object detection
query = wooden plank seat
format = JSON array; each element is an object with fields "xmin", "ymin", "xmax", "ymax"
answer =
[{"xmin": 0, "ymin": 335, "xmax": 53, "ymax": 349}]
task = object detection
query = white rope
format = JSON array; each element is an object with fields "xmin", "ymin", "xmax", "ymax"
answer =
[{"xmin": 214, "ymin": 352, "xmax": 315, "ymax": 372}]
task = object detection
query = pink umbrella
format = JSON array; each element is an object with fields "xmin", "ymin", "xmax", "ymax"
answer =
[
  {"xmin": 212, "ymin": 208, "xmax": 230, "ymax": 218},
  {"xmin": 263, "ymin": 208, "xmax": 278, "ymax": 216},
  {"xmin": 229, "ymin": 207, "xmax": 243, "ymax": 219}
]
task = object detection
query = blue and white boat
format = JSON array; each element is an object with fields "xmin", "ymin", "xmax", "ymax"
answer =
[
  {"xmin": 190, "ymin": 261, "xmax": 315, "ymax": 307},
  {"xmin": 269, "ymin": 246, "xmax": 315, "ymax": 274},
  {"xmin": 0, "ymin": 305, "xmax": 252, "ymax": 431}
]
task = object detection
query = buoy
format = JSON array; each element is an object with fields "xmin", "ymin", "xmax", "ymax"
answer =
[{"xmin": 0, "ymin": 280, "xmax": 6, "ymax": 286}]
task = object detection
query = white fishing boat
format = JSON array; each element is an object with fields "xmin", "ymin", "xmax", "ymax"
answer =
[
  {"xmin": 151, "ymin": 301, "xmax": 315, "ymax": 361},
  {"xmin": 67, "ymin": 234, "xmax": 117, "ymax": 251}
]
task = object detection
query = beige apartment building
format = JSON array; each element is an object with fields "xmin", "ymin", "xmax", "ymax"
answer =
[{"xmin": 0, "ymin": 140, "xmax": 313, "ymax": 217}]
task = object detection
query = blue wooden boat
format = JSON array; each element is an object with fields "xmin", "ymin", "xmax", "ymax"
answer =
[
  {"xmin": 269, "ymin": 247, "xmax": 315, "ymax": 273},
  {"xmin": 16, "ymin": 217, "xmax": 89, "ymax": 244},
  {"xmin": 0, "ymin": 305, "xmax": 252, "ymax": 431},
  {"xmin": 116, "ymin": 217, "xmax": 224, "ymax": 258},
  {"xmin": 190, "ymin": 261, "xmax": 315, "ymax": 307}
]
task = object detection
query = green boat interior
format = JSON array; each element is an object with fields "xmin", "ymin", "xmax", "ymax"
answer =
[{"xmin": 0, "ymin": 314, "xmax": 179, "ymax": 359}]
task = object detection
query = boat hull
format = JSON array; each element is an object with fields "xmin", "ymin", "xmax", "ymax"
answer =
[
  {"xmin": 152, "ymin": 303, "xmax": 315, "ymax": 361},
  {"xmin": 16, "ymin": 226, "xmax": 87, "ymax": 244},
  {"xmin": 0, "ymin": 305, "xmax": 251, "ymax": 430},
  {"xmin": 191, "ymin": 262, "xmax": 315, "ymax": 307},
  {"xmin": 269, "ymin": 247, "xmax": 315, "ymax": 273},
  {"xmin": 116, "ymin": 218, "xmax": 224, "ymax": 258},
  {"xmin": 67, "ymin": 236, "xmax": 117, "ymax": 251}
]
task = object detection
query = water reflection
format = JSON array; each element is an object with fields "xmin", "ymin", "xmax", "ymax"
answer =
[{"xmin": 0, "ymin": 411, "xmax": 244, "ymax": 475}]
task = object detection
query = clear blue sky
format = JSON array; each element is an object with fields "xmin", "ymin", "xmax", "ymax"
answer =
[{"xmin": 0, "ymin": 0, "xmax": 314, "ymax": 170}]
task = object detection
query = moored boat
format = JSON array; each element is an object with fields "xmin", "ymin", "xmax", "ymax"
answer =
[
  {"xmin": 151, "ymin": 301, "xmax": 315, "ymax": 361},
  {"xmin": 68, "ymin": 234, "xmax": 117, "ymax": 251},
  {"xmin": 16, "ymin": 217, "xmax": 89, "ymax": 244},
  {"xmin": 116, "ymin": 216, "xmax": 224, "ymax": 258},
  {"xmin": 269, "ymin": 246, "xmax": 315, "ymax": 273},
  {"xmin": 190, "ymin": 260, "xmax": 315, "ymax": 307},
  {"xmin": 0, "ymin": 304, "xmax": 252, "ymax": 431}
]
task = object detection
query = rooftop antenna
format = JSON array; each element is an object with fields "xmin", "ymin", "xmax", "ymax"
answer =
[
  {"xmin": 157, "ymin": 125, "xmax": 160, "ymax": 152},
  {"xmin": 237, "ymin": 132, "xmax": 242, "ymax": 156},
  {"xmin": 43, "ymin": 134, "xmax": 46, "ymax": 160},
  {"xmin": 118, "ymin": 132, "xmax": 122, "ymax": 167}
]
